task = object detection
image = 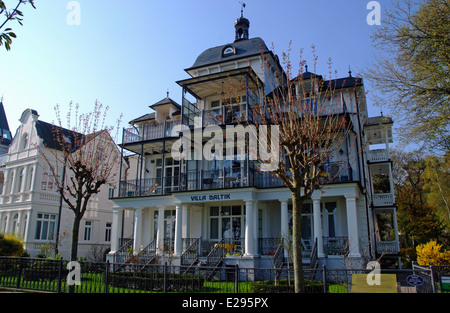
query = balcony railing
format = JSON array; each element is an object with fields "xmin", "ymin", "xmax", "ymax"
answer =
[
  {"xmin": 122, "ymin": 120, "xmax": 181, "ymax": 144},
  {"xmin": 113, "ymin": 161, "xmax": 357, "ymax": 199},
  {"xmin": 373, "ymin": 193, "xmax": 395, "ymax": 207},
  {"xmin": 117, "ymin": 176, "xmax": 180, "ymax": 198},
  {"xmin": 376, "ymin": 241, "xmax": 400, "ymax": 255},
  {"xmin": 367, "ymin": 149, "xmax": 389, "ymax": 163}
]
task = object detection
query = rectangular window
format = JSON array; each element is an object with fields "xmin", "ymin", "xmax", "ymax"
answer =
[
  {"xmin": 209, "ymin": 205, "xmax": 243, "ymax": 241},
  {"xmin": 105, "ymin": 222, "xmax": 111, "ymax": 242},
  {"xmin": 34, "ymin": 213, "xmax": 56, "ymax": 240},
  {"xmin": 84, "ymin": 221, "xmax": 92, "ymax": 241}
]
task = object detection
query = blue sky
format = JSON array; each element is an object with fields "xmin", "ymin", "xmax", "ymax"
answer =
[{"xmin": 1, "ymin": 0, "xmax": 392, "ymax": 137}]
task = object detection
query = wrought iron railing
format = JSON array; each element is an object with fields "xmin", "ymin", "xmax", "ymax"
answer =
[{"xmin": 122, "ymin": 120, "xmax": 181, "ymax": 144}]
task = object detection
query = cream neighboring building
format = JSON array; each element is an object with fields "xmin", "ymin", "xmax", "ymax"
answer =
[{"xmin": 0, "ymin": 108, "xmax": 133, "ymax": 260}]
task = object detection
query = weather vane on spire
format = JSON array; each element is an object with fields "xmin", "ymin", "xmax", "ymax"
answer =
[{"xmin": 239, "ymin": 2, "xmax": 246, "ymax": 17}]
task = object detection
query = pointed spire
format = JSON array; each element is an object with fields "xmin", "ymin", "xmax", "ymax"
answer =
[{"xmin": 0, "ymin": 98, "xmax": 12, "ymax": 149}]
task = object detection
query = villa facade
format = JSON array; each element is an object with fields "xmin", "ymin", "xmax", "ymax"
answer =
[{"xmin": 107, "ymin": 12, "xmax": 399, "ymax": 270}]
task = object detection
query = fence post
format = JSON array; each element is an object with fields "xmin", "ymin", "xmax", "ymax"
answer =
[
  {"xmin": 430, "ymin": 265, "xmax": 437, "ymax": 294},
  {"xmin": 163, "ymin": 262, "xmax": 168, "ymax": 293},
  {"xmin": 105, "ymin": 260, "xmax": 110, "ymax": 293},
  {"xmin": 57, "ymin": 257, "xmax": 63, "ymax": 293},
  {"xmin": 16, "ymin": 257, "xmax": 23, "ymax": 290},
  {"xmin": 322, "ymin": 265, "xmax": 327, "ymax": 293},
  {"xmin": 234, "ymin": 264, "xmax": 239, "ymax": 293}
]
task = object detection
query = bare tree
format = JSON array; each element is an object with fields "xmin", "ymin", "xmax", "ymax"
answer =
[
  {"xmin": 38, "ymin": 101, "xmax": 122, "ymax": 264},
  {"xmin": 232, "ymin": 45, "xmax": 358, "ymax": 292}
]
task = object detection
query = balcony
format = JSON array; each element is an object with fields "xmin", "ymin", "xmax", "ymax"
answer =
[
  {"xmin": 373, "ymin": 193, "xmax": 395, "ymax": 207},
  {"xmin": 376, "ymin": 241, "xmax": 400, "ymax": 255},
  {"xmin": 122, "ymin": 120, "xmax": 181, "ymax": 145},
  {"xmin": 112, "ymin": 161, "xmax": 357, "ymax": 199},
  {"xmin": 367, "ymin": 149, "xmax": 390, "ymax": 163}
]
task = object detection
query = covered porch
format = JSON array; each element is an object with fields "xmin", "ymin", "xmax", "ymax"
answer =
[{"xmin": 108, "ymin": 185, "xmax": 378, "ymax": 268}]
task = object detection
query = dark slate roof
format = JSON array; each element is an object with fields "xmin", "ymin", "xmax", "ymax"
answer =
[
  {"xmin": 130, "ymin": 112, "xmax": 156, "ymax": 124},
  {"xmin": 0, "ymin": 101, "xmax": 12, "ymax": 146},
  {"xmin": 365, "ymin": 116, "xmax": 394, "ymax": 126},
  {"xmin": 292, "ymin": 72, "xmax": 364, "ymax": 90},
  {"xmin": 35, "ymin": 120, "xmax": 84, "ymax": 151},
  {"xmin": 149, "ymin": 96, "xmax": 181, "ymax": 109},
  {"xmin": 187, "ymin": 37, "xmax": 270, "ymax": 70}
]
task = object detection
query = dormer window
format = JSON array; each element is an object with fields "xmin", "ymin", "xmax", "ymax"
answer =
[{"xmin": 222, "ymin": 45, "xmax": 236, "ymax": 57}]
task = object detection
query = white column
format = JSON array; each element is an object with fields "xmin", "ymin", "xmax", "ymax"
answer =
[
  {"xmin": 280, "ymin": 199, "xmax": 289, "ymax": 239},
  {"xmin": 133, "ymin": 208, "xmax": 143, "ymax": 254},
  {"xmin": 312, "ymin": 197, "xmax": 324, "ymax": 257},
  {"xmin": 345, "ymin": 195, "xmax": 361, "ymax": 257},
  {"xmin": 253, "ymin": 201, "xmax": 259, "ymax": 255},
  {"xmin": 174, "ymin": 203, "xmax": 183, "ymax": 256},
  {"xmin": 181, "ymin": 204, "xmax": 189, "ymax": 238},
  {"xmin": 110, "ymin": 207, "xmax": 123, "ymax": 252},
  {"xmin": 156, "ymin": 206, "xmax": 165, "ymax": 253},
  {"xmin": 244, "ymin": 200, "xmax": 256, "ymax": 257}
]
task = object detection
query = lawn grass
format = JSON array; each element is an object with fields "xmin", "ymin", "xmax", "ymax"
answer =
[{"xmin": 1, "ymin": 270, "xmax": 349, "ymax": 293}]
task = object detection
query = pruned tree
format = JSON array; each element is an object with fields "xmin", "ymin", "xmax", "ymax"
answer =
[
  {"xmin": 0, "ymin": 0, "xmax": 36, "ymax": 50},
  {"xmin": 229, "ymin": 45, "xmax": 359, "ymax": 292},
  {"xmin": 37, "ymin": 101, "xmax": 122, "ymax": 264}
]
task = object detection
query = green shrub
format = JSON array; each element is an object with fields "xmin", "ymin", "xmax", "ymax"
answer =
[{"xmin": 0, "ymin": 234, "xmax": 25, "ymax": 256}]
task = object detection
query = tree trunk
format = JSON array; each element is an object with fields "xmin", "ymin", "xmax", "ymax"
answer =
[
  {"xmin": 292, "ymin": 189, "xmax": 305, "ymax": 293},
  {"xmin": 71, "ymin": 214, "xmax": 81, "ymax": 262},
  {"xmin": 69, "ymin": 214, "xmax": 81, "ymax": 293}
]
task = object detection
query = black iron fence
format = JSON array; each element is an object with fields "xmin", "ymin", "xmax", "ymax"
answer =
[{"xmin": 0, "ymin": 256, "xmax": 448, "ymax": 294}]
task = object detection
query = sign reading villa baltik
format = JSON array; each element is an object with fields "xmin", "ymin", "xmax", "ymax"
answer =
[{"xmin": 190, "ymin": 194, "xmax": 231, "ymax": 202}]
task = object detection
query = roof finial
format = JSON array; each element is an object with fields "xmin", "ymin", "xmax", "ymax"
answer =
[
  {"xmin": 239, "ymin": 1, "xmax": 246, "ymax": 17},
  {"xmin": 348, "ymin": 65, "xmax": 352, "ymax": 78},
  {"xmin": 305, "ymin": 64, "xmax": 308, "ymax": 72},
  {"xmin": 167, "ymin": 89, "xmax": 169, "ymax": 98}
]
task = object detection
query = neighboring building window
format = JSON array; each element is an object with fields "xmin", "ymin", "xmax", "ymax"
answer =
[
  {"xmin": 34, "ymin": 213, "xmax": 56, "ymax": 240},
  {"xmin": 40, "ymin": 168, "xmax": 55, "ymax": 192},
  {"xmin": 17, "ymin": 167, "xmax": 25, "ymax": 192},
  {"xmin": 12, "ymin": 214, "xmax": 18, "ymax": 234},
  {"xmin": 26, "ymin": 167, "xmax": 34, "ymax": 191},
  {"xmin": 84, "ymin": 221, "xmax": 92, "ymax": 241},
  {"xmin": 21, "ymin": 133, "xmax": 29, "ymax": 150},
  {"xmin": 0, "ymin": 215, "xmax": 7, "ymax": 233},
  {"xmin": 105, "ymin": 222, "xmax": 111, "ymax": 242}
]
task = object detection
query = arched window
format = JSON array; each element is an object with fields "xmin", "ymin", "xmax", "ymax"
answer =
[
  {"xmin": 17, "ymin": 167, "xmax": 25, "ymax": 192},
  {"xmin": 12, "ymin": 214, "xmax": 18, "ymax": 234},
  {"xmin": 21, "ymin": 133, "xmax": 29, "ymax": 150}
]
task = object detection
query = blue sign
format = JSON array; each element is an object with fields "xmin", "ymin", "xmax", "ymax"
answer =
[{"xmin": 406, "ymin": 275, "xmax": 424, "ymax": 287}]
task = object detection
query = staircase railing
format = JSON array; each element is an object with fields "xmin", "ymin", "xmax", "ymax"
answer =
[
  {"xmin": 181, "ymin": 237, "xmax": 201, "ymax": 272},
  {"xmin": 273, "ymin": 239, "xmax": 285, "ymax": 281},
  {"xmin": 112, "ymin": 237, "xmax": 134, "ymax": 270},
  {"xmin": 205, "ymin": 239, "xmax": 226, "ymax": 280}
]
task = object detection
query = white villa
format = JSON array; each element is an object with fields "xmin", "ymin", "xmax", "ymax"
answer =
[
  {"xmin": 107, "ymin": 11, "xmax": 399, "ymax": 270},
  {"xmin": 0, "ymin": 108, "xmax": 133, "ymax": 260}
]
